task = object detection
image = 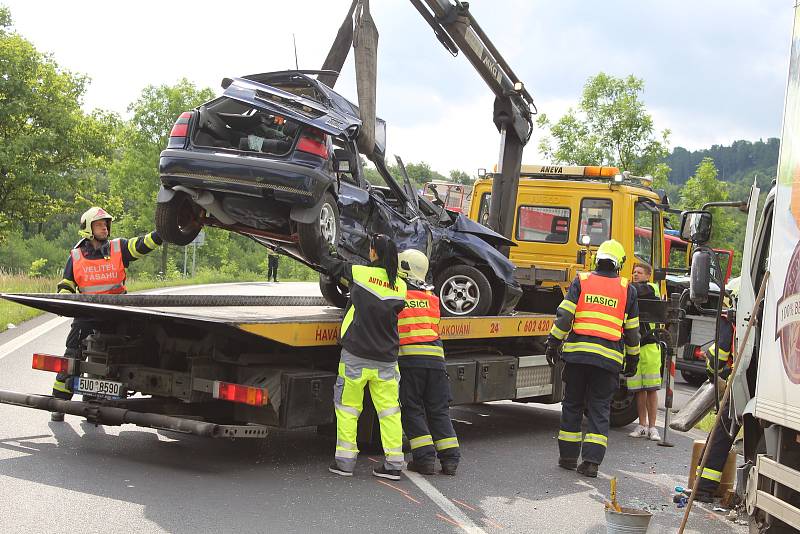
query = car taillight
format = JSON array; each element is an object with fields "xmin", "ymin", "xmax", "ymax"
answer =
[
  {"xmin": 212, "ymin": 381, "xmax": 268, "ymax": 406},
  {"xmin": 168, "ymin": 111, "xmax": 193, "ymax": 148},
  {"xmin": 296, "ymin": 128, "xmax": 329, "ymax": 159},
  {"xmin": 32, "ymin": 353, "xmax": 71, "ymax": 374},
  {"xmin": 693, "ymin": 347, "xmax": 705, "ymax": 360}
]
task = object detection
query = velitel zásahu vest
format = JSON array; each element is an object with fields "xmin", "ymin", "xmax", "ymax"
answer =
[
  {"xmin": 572, "ymin": 272, "xmax": 629, "ymax": 341},
  {"xmin": 340, "ymin": 265, "xmax": 407, "ymax": 363},
  {"xmin": 71, "ymin": 238, "xmax": 127, "ymax": 294},
  {"xmin": 398, "ymin": 289, "xmax": 445, "ymax": 367}
]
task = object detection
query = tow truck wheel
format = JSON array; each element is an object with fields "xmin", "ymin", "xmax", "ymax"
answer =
[
  {"xmin": 155, "ymin": 191, "xmax": 203, "ymax": 246},
  {"xmin": 319, "ymin": 274, "xmax": 349, "ymax": 308},
  {"xmin": 609, "ymin": 387, "xmax": 639, "ymax": 427},
  {"xmin": 435, "ymin": 265, "xmax": 493, "ymax": 317}
]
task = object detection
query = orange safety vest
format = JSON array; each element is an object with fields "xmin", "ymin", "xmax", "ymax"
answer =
[
  {"xmin": 572, "ymin": 272, "xmax": 628, "ymax": 341},
  {"xmin": 71, "ymin": 239, "xmax": 127, "ymax": 294},
  {"xmin": 398, "ymin": 290, "xmax": 440, "ymax": 345}
]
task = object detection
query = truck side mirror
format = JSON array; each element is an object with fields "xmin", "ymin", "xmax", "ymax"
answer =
[
  {"xmin": 680, "ymin": 210, "xmax": 713, "ymax": 244},
  {"xmin": 653, "ymin": 268, "xmax": 667, "ymax": 282},
  {"xmin": 333, "ymin": 148, "xmax": 356, "ymax": 173},
  {"xmin": 689, "ymin": 249, "xmax": 711, "ymax": 304}
]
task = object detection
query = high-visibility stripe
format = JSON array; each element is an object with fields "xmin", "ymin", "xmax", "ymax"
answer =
[
  {"xmin": 575, "ymin": 311, "xmax": 623, "ymax": 326},
  {"xmin": 337, "ymin": 439, "xmax": 357, "ymax": 450},
  {"xmin": 377, "ymin": 406, "xmax": 401, "ymax": 419},
  {"xmin": 144, "ymin": 232, "xmax": 157, "ymax": 249},
  {"xmin": 335, "ymin": 403, "xmax": 360, "ymax": 417},
  {"xmin": 399, "ymin": 329, "xmax": 438, "ymax": 340},
  {"xmin": 128, "ymin": 237, "xmax": 145, "ymax": 259},
  {"xmin": 625, "ymin": 344, "xmax": 640, "ymax": 356},
  {"xmin": 624, "ymin": 317, "xmax": 640, "ymax": 329},
  {"xmin": 53, "ymin": 379, "xmax": 70, "ymax": 394},
  {"xmin": 410, "ymin": 435, "xmax": 434, "ymax": 449},
  {"xmin": 696, "ymin": 466, "xmax": 722, "ymax": 482},
  {"xmin": 399, "ymin": 344, "xmax": 445, "ymax": 358},
  {"xmin": 398, "ymin": 316, "xmax": 439, "ymax": 327},
  {"xmin": 59, "ymin": 279, "xmax": 77, "ymax": 291},
  {"xmin": 335, "ymin": 449, "xmax": 358, "ymax": 459},
  {"xmin": 583, "ymin": 433, "xmax": 608, "ymax": 448},
  {"xmin": 572, "ymin": 322, "xmax": 622, "ymax": 339},
  {"xmin": 79, "ymin": 283, "xmax": 126, "ymax": 294},
  {"xmin": 559, "ymin": 300, "xmax": 577, "ymax": 314},
  {"xmin": 563, "ymin": 342, "xmax": 624, "ymax": 365},
  {"xmin": 558, "ymin": 430, "xmax": 582, "ymax": 442},
  {"xmin": 550, "ymin": 324, "xmax": 569, "ymax": 340},
  {"xmin": 434, "ymin": 437, "xmax": 459, "ymax": 451}
]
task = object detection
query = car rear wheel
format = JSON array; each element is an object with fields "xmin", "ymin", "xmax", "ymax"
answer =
[
  {"xmin": 298, "ymin": 192, "xmax": 339, "ymax": 263},
  {"xmin": 319, "ymin": 274, "xmax": 349, "ymax": 308},
  {"xmin": 155, "ymin": 191, "xmax": 203, "ymax": 246},
  {"xmin": 435, "ymin": 265, "xmax": 493, "ymax": 317},
  {"xmin": 610, "ymin": 387, "xmax": 639, "ymax": 427},
  {"xmin": 681, "ymin": 370, "xmax": 707, "ymax": 387}
]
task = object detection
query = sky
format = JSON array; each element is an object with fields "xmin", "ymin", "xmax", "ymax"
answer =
[{"xmin": 3, "ymin": 0, "xmax": 794, "ymax": 175}]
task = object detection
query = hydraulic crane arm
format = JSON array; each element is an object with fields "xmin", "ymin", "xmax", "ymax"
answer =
[{"xmin": 320, "ymin": 0, "xmax": 535, "ymax": 245}]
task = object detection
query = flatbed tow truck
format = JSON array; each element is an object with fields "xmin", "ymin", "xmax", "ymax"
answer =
[{"xmin": 0, "ymin": 293, "xmax": 560, "ymax": 445}]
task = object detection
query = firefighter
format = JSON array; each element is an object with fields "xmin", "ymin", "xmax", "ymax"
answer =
[
  {"xmin": 546, "ymin": 239, "xmax": 641, "ymax": 478},
  {"xmin": 51, "ymin": 207, "xmax": 163, "ymax": 421},
  {"xmin": 694, "ymin": 295, "xmax": 736, "ymax": 502},
  {"xmin": 628, "ymin": 262, "xmax": 663, "ymax": 441},
  {"xmin": 320, "ymin": 234, "xmax": 407, "ymax": 480},
  {"xmin": 396, "ymin": 249, "xmax": 460, "ymax": 476}
]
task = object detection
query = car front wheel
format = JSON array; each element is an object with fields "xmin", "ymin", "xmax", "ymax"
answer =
[
  {"xmin": 155, "ymin": 191, "xmax": 203, "ymax": 246},
  {"xmin": 319, "ymin": 274, "xmax": 349, "ymax": 309},
  {"xmin": 435, "ymin": 265, "xmax": 493, "ymax": 317},
  {"xmin": 298, "ymin": 192, "xmax": 339, "ymax": 263}
]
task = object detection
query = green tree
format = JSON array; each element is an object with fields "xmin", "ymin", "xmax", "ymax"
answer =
[
  {"xmin": 449, "ymin": 169, "xmax": 473, "ymax": 185},
  {"xmin": 0, "ymin": 7, "xmax": 118, "ymax": 240},
  {"xmin": 537, "ymin": 73, "xmax": 671, "ymax": 187},
  {"xmin": 679, "ymin": 157, "xmax": 743, "ymax": 258}
]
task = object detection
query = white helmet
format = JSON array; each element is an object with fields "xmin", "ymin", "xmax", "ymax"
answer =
[
  {"xmin": 79, "ymin": 207, "xmax": 114, "ymax": 239},
  {"xmin": 398, "ymin": 249, "xmax": 429, "ymax": 285}
]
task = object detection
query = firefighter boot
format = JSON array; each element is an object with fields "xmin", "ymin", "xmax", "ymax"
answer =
[{"xmin": 577, "ymin": 461, "xmax": 598, "ymax": 478}]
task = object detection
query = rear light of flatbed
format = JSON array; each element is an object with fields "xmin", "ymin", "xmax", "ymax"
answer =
[
  {"xmin": 212, "ymin": 381, "xmax": 269, "ymax": 406},
  {"xmin": 32, "ymin": 353, "xmax": 72, "ymax": 374}
]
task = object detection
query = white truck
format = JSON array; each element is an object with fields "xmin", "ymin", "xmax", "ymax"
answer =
[{"xmin": 710, "ymin": 5, "xmax": 800, "ymax": 531}]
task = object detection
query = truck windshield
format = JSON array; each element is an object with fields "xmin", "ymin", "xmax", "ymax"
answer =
[{"xmin": 634, "ymin": 201, "xmax": 662, "ymax": 270}]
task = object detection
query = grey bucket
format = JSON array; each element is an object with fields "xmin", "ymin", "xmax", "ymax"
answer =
[{"xmin": 605, "ymin": 507, "xmax": 653, "ymax": 533}]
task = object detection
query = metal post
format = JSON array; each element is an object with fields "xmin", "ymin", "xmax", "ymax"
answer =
[
  {"xmin": 191, "ymin": 242, "xmax": 197, "ymax": 278},
  {"xmin": 659, "ymin": 293, "xmax": 681, "ymax": 448},
  {"xmin": 183, "ymin": 246, "xmax": 188, "ymax": 277}
]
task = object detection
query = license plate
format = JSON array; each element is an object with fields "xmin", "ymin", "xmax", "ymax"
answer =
[{"xmin": 74, "ymin": 377, "xmax": 123, "ymax": 399}]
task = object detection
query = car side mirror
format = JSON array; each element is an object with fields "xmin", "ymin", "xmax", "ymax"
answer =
[
  {"xmin": 334, "ymin": 148, "xmax": 355, "ymax": 173},
  {"xmin": 652, "ymin": 268, "xmax": 667, "ymax": 282},
  {"xmin": 680, "ymin": 210, "xmax": 713, "ymax": 244},
  {"xmin": 689, "ymin": 249, "xmax": 712, "ymax": 304}
]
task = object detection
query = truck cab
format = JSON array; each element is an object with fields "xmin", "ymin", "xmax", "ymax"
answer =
[{"xmin": 469, "ymin": 164, "xmax": 667, "ymax": 312}]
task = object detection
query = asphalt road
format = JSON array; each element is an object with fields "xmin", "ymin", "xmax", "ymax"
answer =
[{"xmin": 0, "ymin": 282, "xmax": 747, "ymax": 533}]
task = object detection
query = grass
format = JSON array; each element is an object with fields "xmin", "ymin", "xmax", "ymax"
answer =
[{"xmin": 0, "ymin": 269, "xmax": 296, "ymax": 333}]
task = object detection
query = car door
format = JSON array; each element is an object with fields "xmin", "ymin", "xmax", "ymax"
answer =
[{"xmin": 334, "ymin": 141, "xmax": 372, "ymax": 258}]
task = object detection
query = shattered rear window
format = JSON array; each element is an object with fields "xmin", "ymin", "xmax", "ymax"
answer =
[{"xmin": 192, "ymin": 98, "xmax": 301, "ymax": 156}]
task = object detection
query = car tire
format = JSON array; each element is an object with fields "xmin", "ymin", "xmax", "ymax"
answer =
[
  {"xmin": 298, "ymin": 192, "xmax": 339, "ymax": 263},
  {"xmin": 435, "ymin": 264, "xmax": 493, "ymax": 317},
  {"xmin": 610, "ymin": 387, "xmax": 639, "ymax": 427},
  {"xmin": 155, "ymin": 191, "xmax": 203, "ymax": 246},
  {"xmin": 681, "ymin": 370, "xmax": 707, "ymax": 387},
  {"xmin": 319, "ymin": 274, "xmax": 349, "ymax": 309}
]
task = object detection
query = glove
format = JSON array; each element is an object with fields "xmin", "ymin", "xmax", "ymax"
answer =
[
  {"xmin": 545, "ymin": 340, "xmax": 561, "ymax": 367},
  {"xmin": 623, "ymin": 356, "xmax": 639, "ymax": 378},
  {"xmin": 706, "ymin": 364, "xmax": 732, "ymax": 383}
]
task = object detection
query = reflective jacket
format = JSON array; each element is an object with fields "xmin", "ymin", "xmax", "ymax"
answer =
[
  {"xmin": 58, "ymin": 231, "xmax": 163, "ymax": 294},
  {"xmin": 633, "ymin": 281, "xmax": 662, "ymax": 345},
  {"xmin": 706, "ymin": 314, "xmax": 734, "ymax": 378},
  {"xmin": 72, "ymin": 238, "xmax": 127, "ymax": 294},
  {"xmin": 398, "ymin": 289, "xmax": 445, "ymax": 369},
  {"xmin": 322, "ymin": 257, "xmax": 407, "ymax": 363},
  {"xmin": 549, "ymin": 270, "xmax": 641, "ymax": 373}
]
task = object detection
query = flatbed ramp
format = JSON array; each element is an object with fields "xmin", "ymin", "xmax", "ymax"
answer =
[{"xmin": 1, "ymin": 293, "xmax": 554, "ymax": 346}]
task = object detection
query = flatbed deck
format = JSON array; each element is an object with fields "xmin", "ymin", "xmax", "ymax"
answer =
[{"xmin": 1, "ymin": 293, "xmax": 554, "ymax": 347}]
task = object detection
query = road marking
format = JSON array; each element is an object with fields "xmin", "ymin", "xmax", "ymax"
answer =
[
  {"xmin": 481, "ymin": 517, "xmax": 505, "ymax": 530},
  {"xmin": 375, "ymin": 479, "xmax": 409, "ymax": 495},
  {"xmin": 452, "ymin": 498, "xmax": 477, "ymax": 512},
  {"xmin": 404, "ymin": 470, "xmax": 487, "ymax": 534},
  {"xmin": 0, "ymin": 317, "xmax": 70, "ymax": 361},
  {"xmin": 437, "ymin": 513, "xmax": 464, "ymax": 530}
]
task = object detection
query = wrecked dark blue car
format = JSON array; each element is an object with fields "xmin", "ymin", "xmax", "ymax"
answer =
[{"xmin": 155, "ymin": 70, "xmax": 520, "ymax": 316}]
